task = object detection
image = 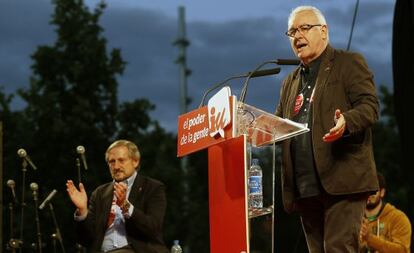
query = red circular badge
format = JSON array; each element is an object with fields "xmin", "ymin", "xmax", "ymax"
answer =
[{"xmin": 293, "ymin": 93, "xmax": 304, "ymax": 115}]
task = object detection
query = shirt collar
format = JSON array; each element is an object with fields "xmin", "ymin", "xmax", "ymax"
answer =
[
  {"xmin": 125, "ymin": 171, "xmax": 137, "ymax": 197},
  {"xmin": 301, "ymin": 47, "xmax": 327, "ymax": 76},
  {"xmin": 125, "ymin": 170, "xmax": 137, "ymax": 188},
  {"xmin": 114, "ymin": 170, "xmax": 137, "ymax": 194}
]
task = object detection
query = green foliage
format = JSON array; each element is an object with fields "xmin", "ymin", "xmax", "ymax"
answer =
[
  {"xmin": 0, "ymin": 87, "xmax": 13, "ymax": 113},
  {"xmin": 372, "ymin": 85, "xmax": 409, "ymax": 210},
  {"xmin": 19, "ymin": 0, "xmax": 124, "ymax": 142},
  {"xmin": 2, "ymin": 0, "xmax": 161, "ymax": 251},
  {"xmin": 1, "ymin": 0, "xmax": 207, "ymax": 252},
  {"xmin": 377, "ymin": 85, "xmax": 396, "ymax": 127},
  {"xmin": 2, "ymin": 0, "xmax": 127, "ymax": 250},
  {"xmin": 116, "ymin": 100, "xmax": 155, "ymax": 139}
]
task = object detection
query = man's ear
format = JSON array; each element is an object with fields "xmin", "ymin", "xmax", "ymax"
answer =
[
  {"xmin": 379, "ymin": 188, "xmax": 386, "ymax": 199},
  {"xmin": 133, "ymin": 158, "xmax": 139, "ymax": 169},
  {"xmin": 321, "ymin": 25, "xmax": 328, "ymax": 40}
]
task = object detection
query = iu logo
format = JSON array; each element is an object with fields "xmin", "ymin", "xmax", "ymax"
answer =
[{"xmin": 208, "ymin": 86, "xmax": 231, "ymax": 138}]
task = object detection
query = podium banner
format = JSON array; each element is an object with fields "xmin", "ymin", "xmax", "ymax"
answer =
[{"xmin": 177, "ymin": 96, "xmax": 236, "ymax": 157}]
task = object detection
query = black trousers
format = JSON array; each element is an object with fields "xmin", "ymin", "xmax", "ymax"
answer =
[{"xmin": 297, "ymin": 192, "xmax": 368, "ymax": 253}]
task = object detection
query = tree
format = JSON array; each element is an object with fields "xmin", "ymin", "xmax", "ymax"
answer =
[
  {"xmin": 3, "ymin": 0, "xmax": 127, "ymax": 251},
  {"xmin": 1, "ymin": 0, "xmax": 207, "ymax": 252},
  {"xmin": 372, "ymin": 86, "xmax": 409, "ymax": 211},
  {"xmin": 19, "ymin": 0, "xmax": 124, "ymax": 159}
]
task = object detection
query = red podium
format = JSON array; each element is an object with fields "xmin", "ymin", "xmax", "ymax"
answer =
[{"xmin": 177, "ymin": 88, "xmax": 308, "ymax": 253}]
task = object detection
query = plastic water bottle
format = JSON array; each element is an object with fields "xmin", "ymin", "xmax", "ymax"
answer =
[
  {"xmin": 171, "ymin": 240, "xmax": 182, "ymax": 253},
  {"xmin": 249, "ymin": 158, "xmax": 263, "ymax": 209}
]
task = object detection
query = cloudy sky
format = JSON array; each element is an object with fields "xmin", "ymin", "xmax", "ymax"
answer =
[{"xmin": 0, "ymin": 0, "xmax": 395, "ymax": 132}]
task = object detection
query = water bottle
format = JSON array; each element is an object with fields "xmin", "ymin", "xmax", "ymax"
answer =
[
  {"xmin": 171, "ymin": 240, "xmax": 182, "ymax": 253},
  {"xmin": 248, "ymin": 158, "xmax": 263, "ymax": 209}
]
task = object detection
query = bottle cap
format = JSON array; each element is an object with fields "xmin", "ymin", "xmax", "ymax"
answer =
[{"xmin": 251, "ymin": 158, "xmax": 259, "ymax": 165}]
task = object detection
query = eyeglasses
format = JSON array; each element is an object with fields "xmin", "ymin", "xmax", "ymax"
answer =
[{"xmin": 285, "ymin": 24, "xmax": 322, "ymax": 38}]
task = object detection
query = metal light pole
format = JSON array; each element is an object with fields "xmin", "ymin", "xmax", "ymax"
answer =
[{"xmin": 173, "ymin": 6, "xmax": 192, "ymax": 253}]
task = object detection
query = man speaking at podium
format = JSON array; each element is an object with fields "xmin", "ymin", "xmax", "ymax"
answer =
[{"xmin": 275, "ymin": 5, "xmax": 379, "ymax": 252}]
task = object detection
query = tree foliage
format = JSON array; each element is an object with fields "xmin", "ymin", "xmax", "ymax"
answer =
[
  {"xmin": 372, "ymin": 86, "xmax": 409, "ymax": 210},
  {"xmin": 1, "ymin": 0, "xmax": 191, "ymax": 252}
]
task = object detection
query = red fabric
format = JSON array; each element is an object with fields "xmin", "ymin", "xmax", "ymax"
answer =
[{"xmin": 107, "ymin": 196, "xmax": 116, "ymax": 228}]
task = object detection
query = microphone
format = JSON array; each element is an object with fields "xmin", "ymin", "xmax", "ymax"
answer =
[
  {"xmin": 7, "ymin": 179, "xmax": 18, "ymax": 204},
  {"xmin": 39, "ymin": 189, "xmax": 57, "ymax": 210},
  {"xmin": 30, "ymin": 182, "xmax": 38, "ymax": 191},
  {"xmin": 248, "ymin": 67, "xmax": 281, "ymax": 77},
  {"xmin": 17, "ymin": 148, "xmax": 38, "ymax": 170},
  {"xmin": 239, "ymin": 59, "xmax": 301, "ymax": 103},
  {"xmin": 199, "ymin": 58, "xmax": 300, "ymax": 107},
  {"xmin": 76, "ymin": 145, "xmax": 88, "ymax": 170},
  {"xmin": 30, "ymin": 182, "xmax": 39, "ymax": 199},
  {"xmin": 239, "ymin": 60, "xmax": 278, "ymax": 103},
  {"xmin": 198, "ymin": 67, "xmax": 281, "ymax": 108},
  {"xmin": 275, "ymin": 58, "xmax": 301, "ymax": 65}
]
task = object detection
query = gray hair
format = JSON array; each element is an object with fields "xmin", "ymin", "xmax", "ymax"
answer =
[
  {"xmin": 105, "ymin": 139, "xmax": 141, "ymax": 163},
  {"xmin": 288, "ymin": 6, "xmax": 329, "ymax": 41}
]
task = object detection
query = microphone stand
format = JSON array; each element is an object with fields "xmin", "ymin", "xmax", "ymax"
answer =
[
  {"xmin": 239, "ymin": 60, "xmax": 277, "ymax": 104},
  {"xmin": 239, "ymin": 58, "xmax": 300, "ymax": 104},
  {"xmin": 198, "ymin": 67, "xmax": 281, "ymax": 108},
  {"xmin": 32, "ymin": 186, "xmax": 43, "ymax": 253},
  {"xmin": 76, "ymin": 158, "xmax": 82, "ymax": 184},
  {"xmin": 198, "ymin": 74, "xmax": 246, "ymax": 108},
  {"xmin": 74, "ymin": 158, "xmax": 85, "ymax": 253},
  {"xmin": 236, "ymin": 60, "xmax": 282, "ymax": 136},
  {"xmin": 18, "ymin": 160, "xmax": 28, "ymax": 253},
  {"xmin": 48, "ymin": 202, "xmax": 66, "ymax": 253},
  {"xmin": 200, "ymin": 58, "xmax": 299, "ymax": 108},
  {"xmin": 51, "ymin": 233, "xmax": 57, "ymax": 253},
  {"xmin": 75, "ymin": 243, "xmax": 86, "ymax": 253},
  {"xmin": 8, "ymin": 203, "xmax": 15, "ymax": 252},
  {"xmin": 7, "ymin": 201, "xmax": 23, "ymax": 252}
]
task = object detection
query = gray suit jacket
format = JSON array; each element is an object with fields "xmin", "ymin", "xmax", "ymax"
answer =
[
  {"xmin": 275, "ymin": 45, "xmax": 380, "ymax": 212},
  {"xmin": 76, "ymin": 174, "xmax": 169, "ymax": 253}
]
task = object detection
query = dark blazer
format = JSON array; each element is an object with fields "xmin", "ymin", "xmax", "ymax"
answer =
[
  {"xmin": 76, "ymin": 174, "xmax": 169, "ymax": 253},
  {"xmin": 276, "ymin": 45, "xmax": 380, "ymax": 212}
]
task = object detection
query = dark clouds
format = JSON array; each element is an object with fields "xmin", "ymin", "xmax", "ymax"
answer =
[
  {"xmin": 0, "ymin": 0, "xmax": 394, "ymax": 132},
  {"xmin": 0, "ymin": 0, "xmax": 54, "ymax": 106}
]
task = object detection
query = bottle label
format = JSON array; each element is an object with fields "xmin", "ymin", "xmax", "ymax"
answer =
[{"xmin": 249, "ymin": 176, "xmax": 262, "ymax": 195}]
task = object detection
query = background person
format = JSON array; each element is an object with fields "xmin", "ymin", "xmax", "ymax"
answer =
[
  {"xmin": 66, "ymin": 139, "xmax": 168, "ymax": 253},
  {"xmin": 360, "ymin": 173, "xmax": 412, "ymax": 253}
]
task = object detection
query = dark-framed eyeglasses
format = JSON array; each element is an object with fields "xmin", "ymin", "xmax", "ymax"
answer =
[{"xmin": 285, "ymin": 24, "xmax": 322, "ymax": 38}]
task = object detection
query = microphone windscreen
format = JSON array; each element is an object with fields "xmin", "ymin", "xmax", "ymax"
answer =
[
  {"xmin": 76, "ymin": 145, "xmax": 85, "ymax": 154},
  {"xmin": 17, "ymin": 148, "xmax": 27, "ymax": 158},
  {"xmin": 7, "ymin": 179, "xmax": 15, "ymax": 188},
  {"xmin": 30, "ymin": 182, "xmax": 38, "ymax": 191}
]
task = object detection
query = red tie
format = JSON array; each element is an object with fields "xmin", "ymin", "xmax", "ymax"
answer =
[{"xmin": 107, "ymin": 195, "xmax": 117, "ymax": 228}]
